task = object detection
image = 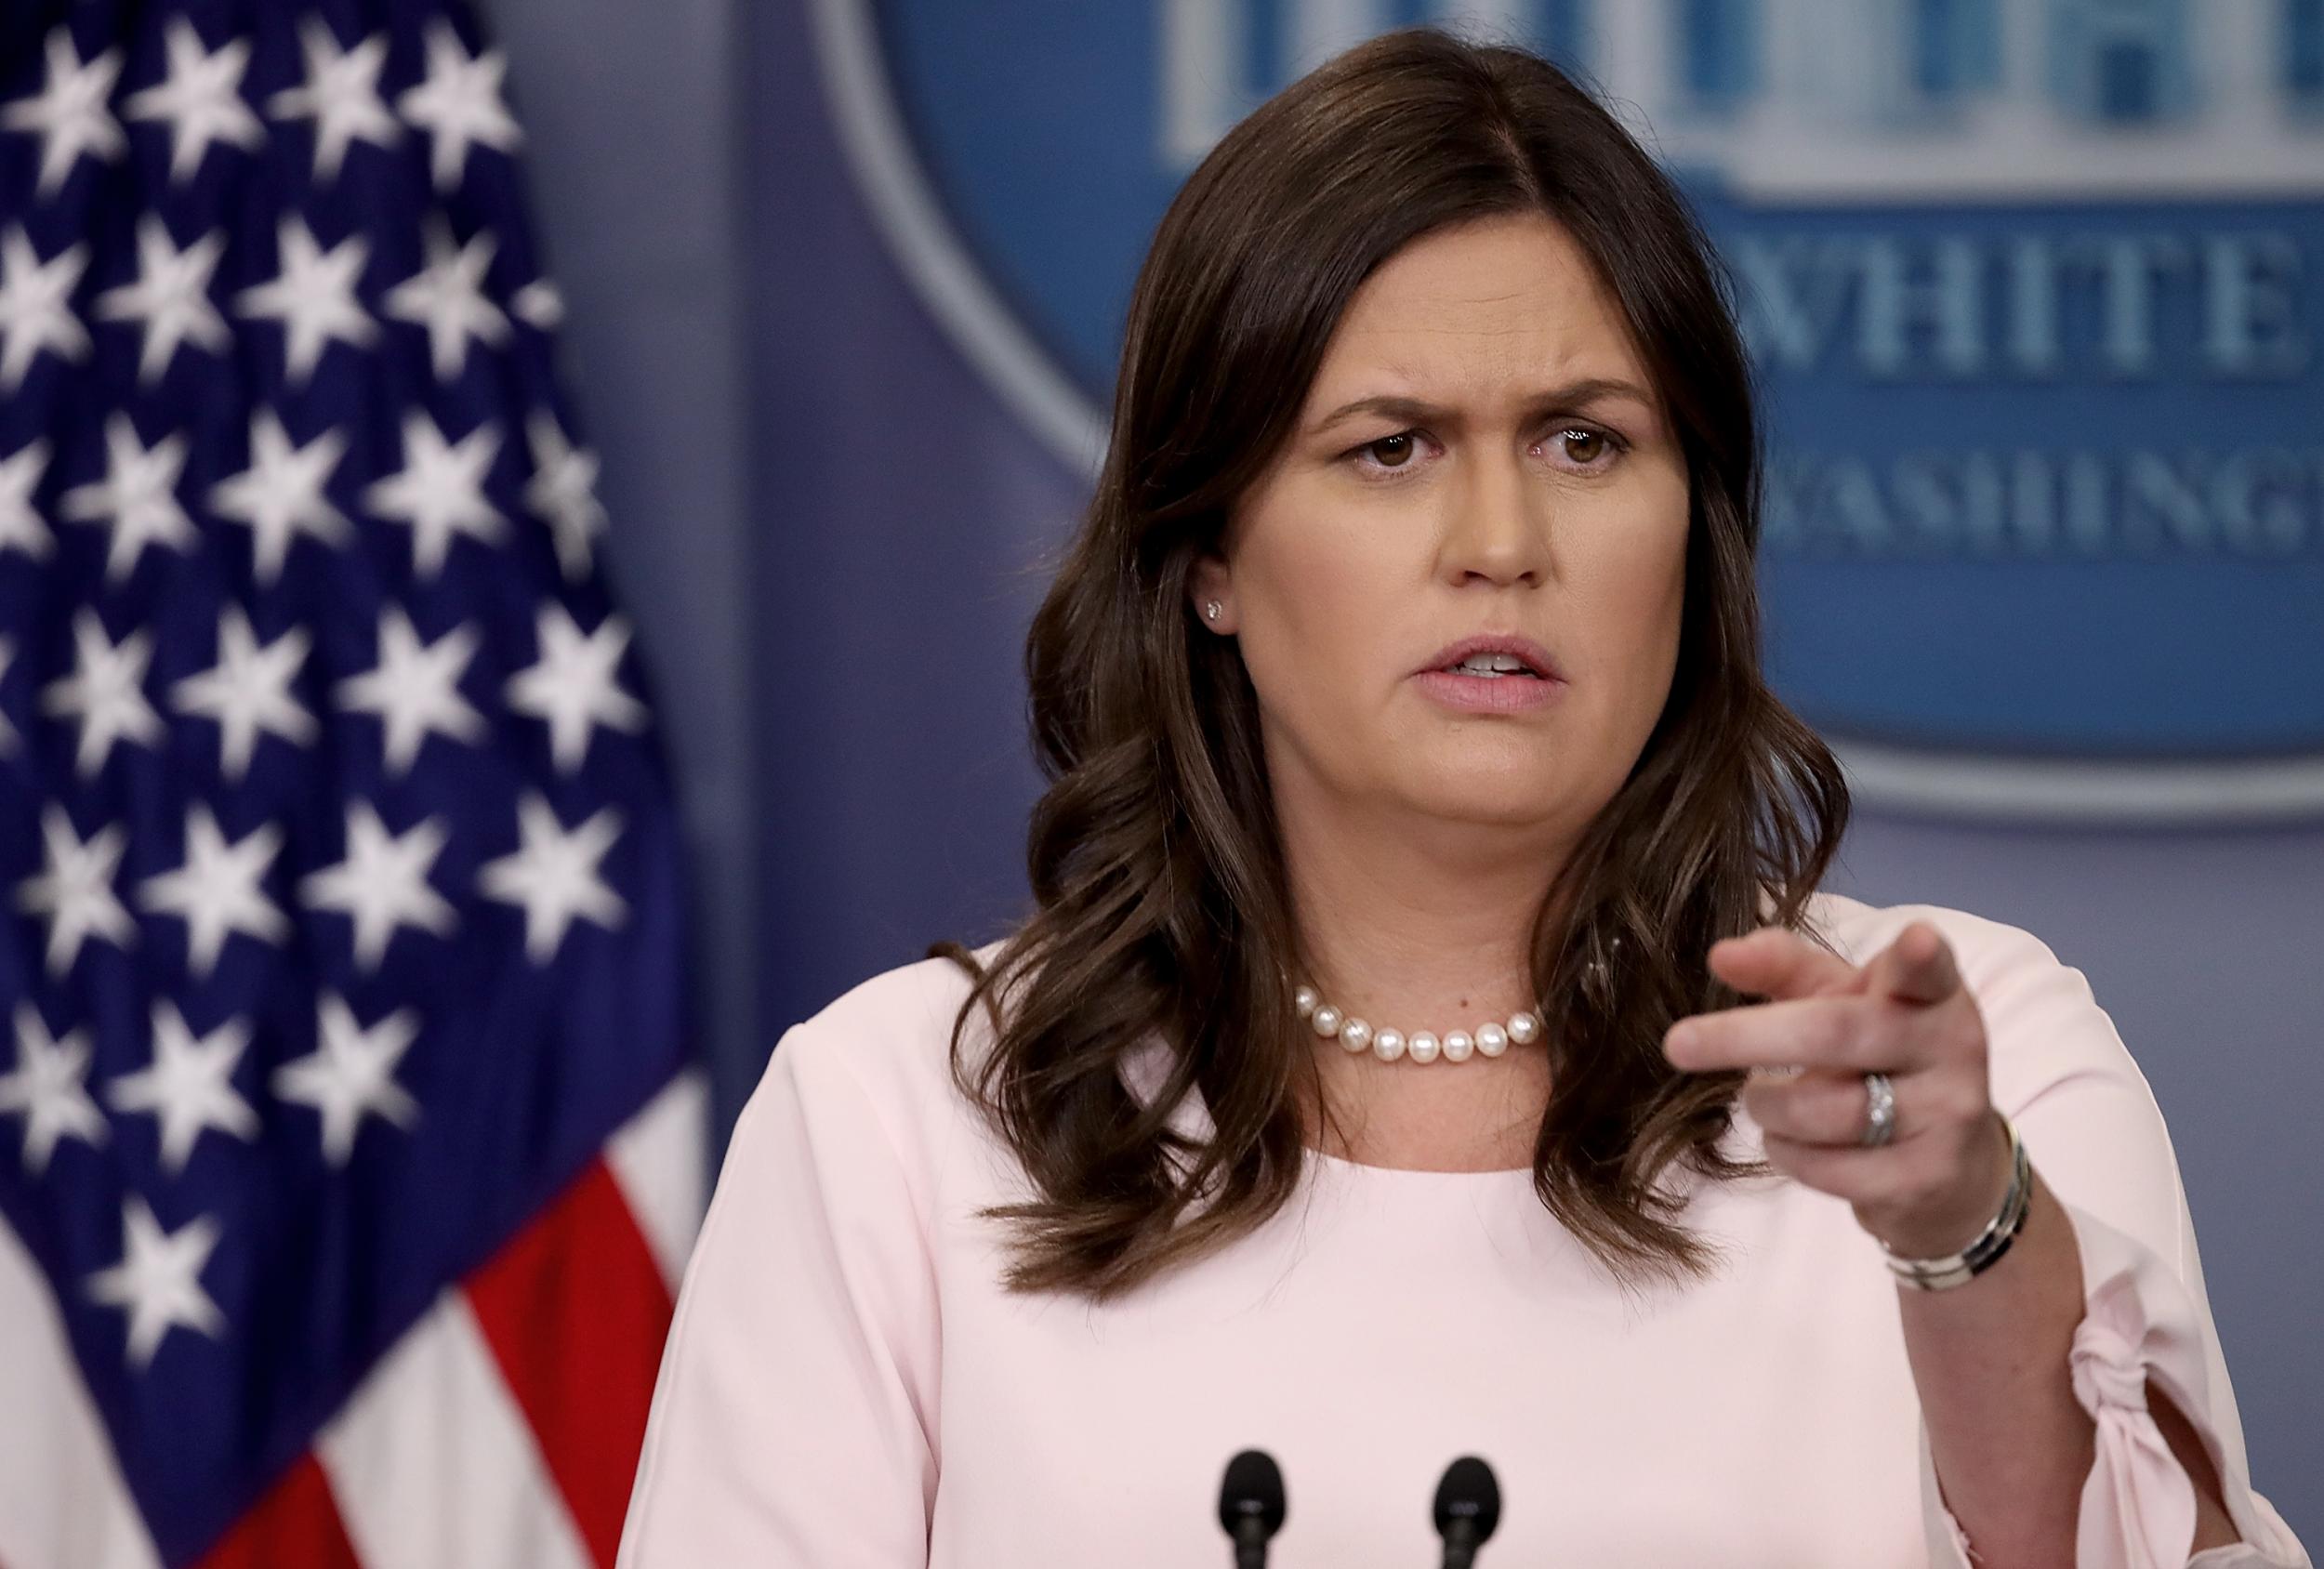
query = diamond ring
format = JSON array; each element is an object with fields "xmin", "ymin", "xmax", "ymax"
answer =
[{"xmin": 1860, "ymin": 1071, "xmax": 1898, "ymax": 1148}]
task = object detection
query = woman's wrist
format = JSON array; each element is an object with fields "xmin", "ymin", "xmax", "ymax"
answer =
[{"xmin": 1879, "ymin": 1115, "xmax": 2032, "ymax": 1291}]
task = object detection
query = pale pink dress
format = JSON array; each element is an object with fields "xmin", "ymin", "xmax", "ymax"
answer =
[{"xmin": 617, "ymin": 890, "xmax": 2311, "ymax": 1567}]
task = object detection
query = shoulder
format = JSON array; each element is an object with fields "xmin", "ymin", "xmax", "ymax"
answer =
[
  {"xmin": 763, "ymin": 939, "xmax": 1008, "ymax": 1154},
  {"xmin": 1802, "ymin": 887, "xmax": 2063, "ymax": 979},
  {"xmin": 1799, "ymin": 889, "xmax": 2146, "ymax": 1117},
  {"xmin": 1799, "ymin": 887, "xmax": 2096, "ymax": 1028},
  {"xmin": 785, "ymin": 941, "xmax": 999, "ymax": 1061}
]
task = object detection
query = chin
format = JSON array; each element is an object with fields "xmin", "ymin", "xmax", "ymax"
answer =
[{"xmin": 1399, "ymin": 771, "xmax": 1575, "ymax": 830}]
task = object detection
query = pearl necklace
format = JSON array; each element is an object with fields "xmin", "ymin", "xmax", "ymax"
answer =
[{"xmin": 1294, "ymin": 983, "xmax": 1543, "ymax": 1065}]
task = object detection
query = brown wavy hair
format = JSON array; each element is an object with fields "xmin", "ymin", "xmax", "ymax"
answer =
[{"xmin": 932, "ymin": 29, "xmax": 1849, "ymax": 1299}]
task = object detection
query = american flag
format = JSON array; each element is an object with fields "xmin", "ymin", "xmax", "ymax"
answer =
[{"xmin": 0, "ymin": 2, "xmax": 703, "ymax": 1565}]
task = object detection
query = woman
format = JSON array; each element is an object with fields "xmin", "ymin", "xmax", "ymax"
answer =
[{"xmin": 619, "ymin": 32, "xmax": 2308, "ymax": 1568}]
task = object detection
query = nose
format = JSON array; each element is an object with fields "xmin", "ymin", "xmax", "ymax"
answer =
[{"xmin": 1437, "ymin": 445, "xmax": 1552, "ymax": 589}]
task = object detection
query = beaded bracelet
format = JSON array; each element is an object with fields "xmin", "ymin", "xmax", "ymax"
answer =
[{"xmin": 1880, "ymin": 1114, "xmax": 2032, "ymax": 1292}]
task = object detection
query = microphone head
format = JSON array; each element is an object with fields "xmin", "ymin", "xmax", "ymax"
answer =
[
  {"xmin": 1218, "ymin": 1448, "xmax": 1287, "ymax": 1539},
  {"xmin": 1433, "ymin": 1456, "xmax": 1501, "ymax": 1543}
]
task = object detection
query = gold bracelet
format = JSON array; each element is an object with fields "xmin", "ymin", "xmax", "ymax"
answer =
[{"xmin": 1880, "ymin": 1115, "xmax": 2032, "ymax": 1292}]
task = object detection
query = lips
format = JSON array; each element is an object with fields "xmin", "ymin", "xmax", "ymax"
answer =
[{"xmin": 1419, "ymin": 634, "xmax": 1563, "ymax": 682}]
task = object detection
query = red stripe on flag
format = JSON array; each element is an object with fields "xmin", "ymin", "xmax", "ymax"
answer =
[
  {"xmin": 464, "ymin": 1157, "xmax": 675, "ymax": 1568},
  {"xmin": 193, "ymin": 1452, "xmax": 363, "ymax": 1569}
]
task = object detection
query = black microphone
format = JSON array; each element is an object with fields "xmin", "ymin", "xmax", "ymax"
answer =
[
  {"xmin": 1217, "ymin": 1448, "xmax": 1287, "ymax": 1568},
  {"xmin": 1432, "ymin": 1456, "xmax": 1501, "ymax": 1569}
]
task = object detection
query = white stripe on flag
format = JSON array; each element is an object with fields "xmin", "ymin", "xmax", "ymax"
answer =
[
  {"xmin": 604, "ymin": 1069, "xmax": 708, "ymax": 1291},
  {"xmin": 316, "ymin": 1289, "xmax": 592, "ymax": 1569},
  {"xmin": 0, "ymin": 1219, "xmax": 164, "ymax": 1569}
]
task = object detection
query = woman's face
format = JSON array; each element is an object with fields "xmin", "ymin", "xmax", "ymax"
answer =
[{"xmin": 1194, "ymin": 212, "xmax": 1692, "ymax": 844}]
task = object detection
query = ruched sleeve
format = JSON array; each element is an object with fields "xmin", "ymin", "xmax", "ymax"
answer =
[
  {"xmin": 616, "ymin": 1024, "xmax": 940, "ymax": 1568},
  {"xmin": 1908, "ymin": 915, "xmax": 2310, "ymax": 1569}
]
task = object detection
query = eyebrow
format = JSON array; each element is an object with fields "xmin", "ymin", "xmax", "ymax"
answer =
[{"xmin": 1307, "ymin": 377, "xmax": 1659, "ymax": 435}]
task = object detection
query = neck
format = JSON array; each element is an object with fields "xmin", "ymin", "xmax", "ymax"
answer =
[
  {"xmin": 1277, "ymin": 788, "xmax": 1570, "ymax": 1037},
  {"xmin": 1275, "ymin": 788, "xmax": 1570, "ymax": 1170},
  {"xmin": 1266, "ymin": 757, "xmax": 1579, "ymax": 1169}
]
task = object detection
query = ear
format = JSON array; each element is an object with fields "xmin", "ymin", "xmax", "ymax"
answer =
[{"xmin": 1187, "ymin": 553, "xmax": 1237, "ymax": 634}]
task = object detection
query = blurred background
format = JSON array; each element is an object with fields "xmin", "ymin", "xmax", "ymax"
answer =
[{"xmin": 2, "ymin": 0, "xmax": 2317, "ymax": 1561}]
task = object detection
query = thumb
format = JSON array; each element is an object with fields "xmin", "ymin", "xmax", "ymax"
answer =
[{"xmin": 1866, "ymin": 920, "xmax": 1961, "ymax": 1007}]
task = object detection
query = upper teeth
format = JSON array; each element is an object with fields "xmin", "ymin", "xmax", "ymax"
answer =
[{"xmin": 1453, "ymin": 653, "xmax": 1530, "ymax": 675}]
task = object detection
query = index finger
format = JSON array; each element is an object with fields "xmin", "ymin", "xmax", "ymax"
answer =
[{"xmin": 1707, "ymin": 926, "xmax": 1864, "ymax": 1002}]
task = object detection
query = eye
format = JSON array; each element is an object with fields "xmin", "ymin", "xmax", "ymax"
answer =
[
  {"xmin": 1542, "ymin": 425, "xmax": 1625, "ymax": 470},
  {"xmin": 1363, "ymin": 432, "xmax": 1418, "ymax": 468},
  {"xmin": 1340, "ymin": 429, "xmax": 1438, "ymax": 480}
]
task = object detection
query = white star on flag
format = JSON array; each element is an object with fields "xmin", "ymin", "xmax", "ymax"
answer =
[
  {"xmin": 0, "ymin": 227, "xmax": 91, "ymax": 391},
  {"xmin": 0, "ymin": 437, "xmax": 55, "ymax": 560},
  {"xmin": 363, "ymin": 410, "xmax": 505, "ymax": 578},
  {"xmin": 272, "ymin": 995, "xmax": 421, "ymax": 1167},
  {"xmin": 0, "ymin": 1004, "xmax": 109, "ymax": 1175},
  {"xmin": 84, "ymin": 1198, "xmax": 225, "ymax": 1370},
  {"xmin": 234, "ymin": 218, "xmax": 376, "ymax": 387},
  {"xmin": 1, "ymin": 28, "xmax": 125, "ymax": 196},
  {"xmin": 523, "ymin": 412, "xmax": 605, "ymax": 579},
  {"xmin": 337, "ymin": 605, "xmax": 486, "ymax": 774},
  {"xmin": 121, "ymin": 16, "xmax": 265, "ymax": 185},
  {"xmin": 268, "ymin": 18, "xmax": 401, "ymax": 182},
  {"xmin": 40, "ymin": 606, "xmax": 165, "ymax": 777},
  {"xmin": 60, "ymin": 414, "xmax": 197, "ymax": 582},
  {"xmin": 385, "ymin": 219, "xmax": 508, "ymax": 382},
  {"xmin": 137, "ymin": 804, "xmax": 289, "ymax": 977},
  {"xmin": 210, "ymin": 410, "xmax": 351, "ymax": 581},
  {"xmin": 108, "ymin": 1002, "xmax": 260, "ymax": 1175},
  {"xmin": 481, "ymin": 792, "xmax": 627, "ymax": 964},
  {"xmin": 508, "ymin": 602, "xmax": 648, "ymax": 771},
  {"xmin": 511, "ymin": 279, "xmax": 563, "ymax": 330},
  {"xmin": 396, "ymin": 19, "xmax": 522, "ymax": 191},
  {"xmin": 299, "ymin": 801, "xmax": 458, "ymax": 969},
  {"xmin": 95, "ymin": 215, "xmax": 231, "ymax": 385},
  {"xmin": 172, "ymin": 604, "xmax": 316, "ymax": 780},
  {"xmin": 17, "ymin": 806, "xmax": 135, "ymax": 976}
]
